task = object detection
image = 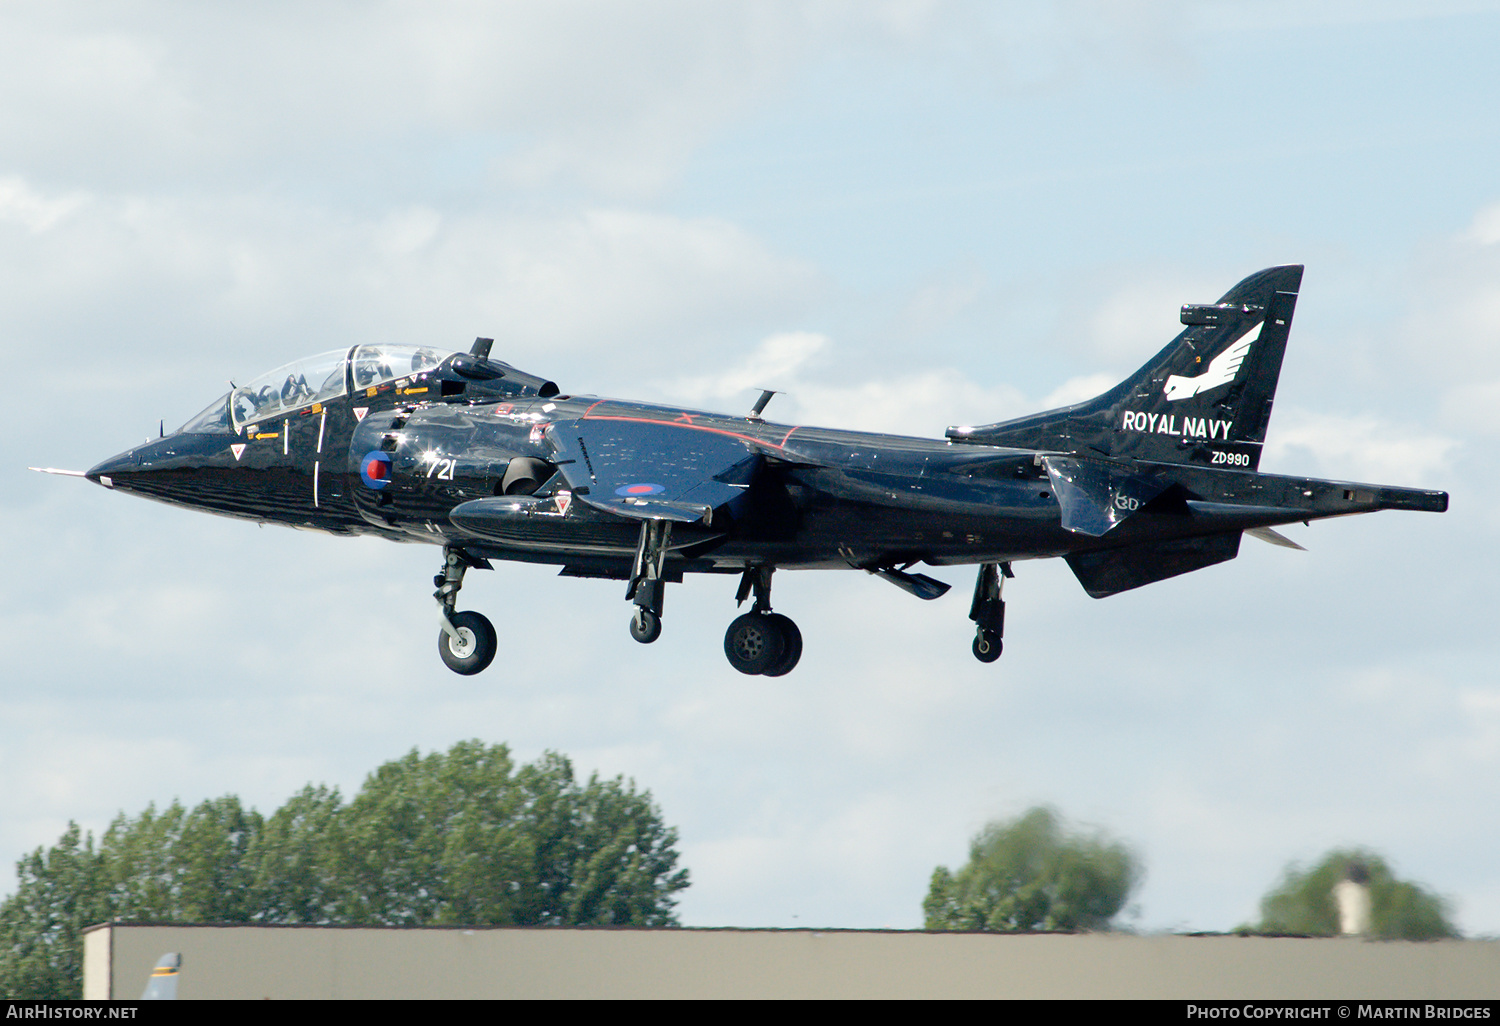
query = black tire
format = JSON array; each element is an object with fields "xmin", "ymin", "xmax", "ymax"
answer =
[
  {"xmin": 761, "ymin": 614, "xmax": 803, "ymax": 677},
  {"xmin": 724, "ymin": 612, "xmax": 785, "ymax": 675},
  {"xmin": 972, "ymin": 630, "xmax": 1002, "ymax": 663},
  {"xmin": 629, "ymin": 608, "xmax": 662, "ymax": 644},
  {"xmin": 438, "ymin": 611, "xmax": 498, "ymax": 675}
]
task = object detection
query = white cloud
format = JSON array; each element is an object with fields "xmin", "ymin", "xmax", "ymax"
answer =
[
  {"xmin": 0, "ymin": 188, "xmax": 823, "ymax": 401},
  {"xmin": 0, "ymin": 176, "xmax": 87, "ymax": 233},
  {"xmin": 1262, "ymin": 408, "xmax": 1458, "ymax": 485},
  {"xmin": 1439, "ymin": 378, "xmax": 1500, "ymax": 438},
  {"xmin": 664, "ymin": 330, "xmax": 1031, "ymax": 436},
  {"xmin": 1040, "ymin": 373, "xmax": 1117, "ymax": 409},
  {"xmin": 1082, "ymin": 273, "xmax": 1216, "ymax": 363},
  {"xmin": 1464, "ymin": 202, "xmax": 1500, "ymax": 246}
]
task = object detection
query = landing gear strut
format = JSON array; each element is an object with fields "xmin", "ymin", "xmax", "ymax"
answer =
[
  {"xmin": 435, "ymin": 547, "xmax": 497, "ymax": 675},
  {"xmin": 626, "ymin": 520, "xmax": 670, "ymax": 644},
  {"xmin": 969, "ymin": 561, "xmax": 1010, "ymax": 664},
  {"xmin": 724, "ymin": 566, "xmax": 802, "ymax": 676}
]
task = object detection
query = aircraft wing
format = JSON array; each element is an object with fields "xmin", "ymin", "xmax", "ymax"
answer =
[{"xmin": 544, "ymin": 418, "xmax": 761, "ymax": 524}]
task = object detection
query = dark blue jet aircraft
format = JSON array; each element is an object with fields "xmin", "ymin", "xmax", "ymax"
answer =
[{"xmin": 56, "ymin": 265, "xmax": 1446, "ymax": 677}]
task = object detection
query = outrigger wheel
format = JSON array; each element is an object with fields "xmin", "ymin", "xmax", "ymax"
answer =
[
  {"xmin": 630, "ymin": 607, "xmax": 663, "ymax": 644},
  {"xmin": 968, "ymin": 561, "xmax": 1010, "ymax": 665}
]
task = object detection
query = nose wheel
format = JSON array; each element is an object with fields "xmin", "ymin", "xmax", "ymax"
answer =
[
  {"xmin": 439, "ymin": 610, "xmax": 498, "ymax": 675},
  {"xmin": 434, "ymin": 547, "xmax": 497, "ymax": 675},
  {"xmin": 724, "ymin": 567, "xmax": 803, "ymax": 676}
]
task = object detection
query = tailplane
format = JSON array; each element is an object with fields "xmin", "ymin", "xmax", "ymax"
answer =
[{"xmin": 947, "ymin": 265, "xmax": 1303, "ymax": 471}]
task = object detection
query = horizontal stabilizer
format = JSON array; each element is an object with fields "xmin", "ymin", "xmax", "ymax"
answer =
[{"xmin": 1066, "ymin": 531, "xmax": 1242, "ymax": 598}]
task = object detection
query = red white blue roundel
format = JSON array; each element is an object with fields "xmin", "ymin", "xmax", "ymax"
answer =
[
  {"xmin": 361, "ymin": 451, "xmax": 394, "ymax": 490},
  {"xmin": 615, "ymin": 482, "xmax": 665, "ymax": 497}
]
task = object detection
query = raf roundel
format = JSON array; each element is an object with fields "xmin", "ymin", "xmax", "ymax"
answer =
[
  {"xmin": 360, "ymin": 451, "xmax": 394, "ymax": 490},
  {"xmin": 615, "ymin": 482, "xmax": 666, "ymax": 497}
]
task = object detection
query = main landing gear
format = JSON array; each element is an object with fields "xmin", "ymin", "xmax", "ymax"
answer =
[
  {"xmin": 435, "ymin": 547, "xmax": 497, "ymax": 675},
  {"xmin": 969, "ymin": 561, "xmax": 1010, "ymax": 664},
  {"xmin": 620, "ymin": 525, "xmax": 801, "ymax": 675},
  {"xmin": 626, "ymin": 520, "xmax": 669, "ymax": 645},
  {"xmin": 724, "ymin": 566, "xmax": 802, "ymax": 676}
]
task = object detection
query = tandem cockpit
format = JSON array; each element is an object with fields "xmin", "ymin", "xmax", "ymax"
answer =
[
  {"xmin": 171, "ymin": 342, "xmax": 558, "ymax": 435},
  {"xmin": 176, "ymin": 340, "xmax": 559, "ymax": 436}
]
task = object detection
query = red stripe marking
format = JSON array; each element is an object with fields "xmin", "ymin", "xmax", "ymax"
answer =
[{"xmin": 578, "ymin": 414, "xmax": 797, "ymax": 452}]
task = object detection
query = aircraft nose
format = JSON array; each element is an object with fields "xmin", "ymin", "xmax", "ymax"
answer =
[
  {"xmin": 86, "ymin": 435, "xmax": 182, "ymax": 490},
  {"xmin": 86, "ymin": 447, "xmax": 145, "ymax": 488}
]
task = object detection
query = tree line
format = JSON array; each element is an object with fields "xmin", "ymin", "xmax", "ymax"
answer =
[
  {"xmin": 0, "ymin": 740, "xmax": 689, "ymax": 999},
  {"xmin": 1, "ymin": 744, "xmax": 1462, "ymax": 1000},
  {"xmin": 922, "ymin": 806, "xmax": 1459, "ymax": 940}
]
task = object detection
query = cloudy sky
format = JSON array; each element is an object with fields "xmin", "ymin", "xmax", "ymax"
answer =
[{"xmin": 4, "ymin": 1, "xmax": 1499, "ymax": 935}]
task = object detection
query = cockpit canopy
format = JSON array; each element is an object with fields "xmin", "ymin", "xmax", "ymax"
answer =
[
  {"xmin": 178, "ymin": 343, "xmax": 557, "ymax": 435},
  {"xmin": 179, "ymin": 344, "xmax": 459, "ymax": 434},
  {"xmin": 228, "ymin": 348, "xmax": 352, "ymax": 429}
]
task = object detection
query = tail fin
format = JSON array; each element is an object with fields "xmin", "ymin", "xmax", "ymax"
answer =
[
  {"xmin": 947, "ymin": 265, "xmax": 1303, "ymax": 470},
  {"xmin": 141, "ymin": 953, "xmax": 181, "ymax": 1000}
]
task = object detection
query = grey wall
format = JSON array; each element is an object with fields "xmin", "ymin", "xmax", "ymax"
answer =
[{"xmin": 83, "ymin": 923, "xmax": 1500, "ymax": 1000}]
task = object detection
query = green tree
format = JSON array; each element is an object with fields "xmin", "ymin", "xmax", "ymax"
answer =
[
  {"xmin": 0, "ymin": 825, "xmax": 108, "ymax": 1000},
  {"xmin": 247, "ymin": 784, "xmax": 345, "ymax": 923},
  {"xmin": 923, "ymin": 807, "xmax": 1141, "ymax": 932},
  {"xmin": 331, "ymin": 743, "xmax": 687, "ymax": 927},
  {"xmin": 101, "ymin": 796, "xmax": 264, "ymax": 922},
  {"xmin": 1250, "ymin": 848, "xmax": 1458, "ymax": 940},
  {"xmin": 0, "ymin": 741, "xmax": 690, "ymax": 998}
]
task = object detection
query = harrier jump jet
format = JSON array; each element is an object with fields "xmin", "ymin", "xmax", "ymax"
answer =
[{"xmin": 48, "ymin": 265, "xmax": 1446, "ymax": 676}]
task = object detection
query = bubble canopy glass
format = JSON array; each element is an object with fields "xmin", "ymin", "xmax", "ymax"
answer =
[
  {"xmin": 199, "ymin": 345, "xmax": 459, "ymax": 433},
  {"xmin": 228, "ymin": 349, "xmax": 350, "ymax": 431}
]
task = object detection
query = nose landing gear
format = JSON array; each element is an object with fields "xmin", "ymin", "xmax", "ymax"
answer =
[
  {"xmin": 724, "ymin": 566, "xmax": 802, "ymax": 676},
  {"xmin": 435, "ymin": 547, "xmax": 497, "ymax": 675}
]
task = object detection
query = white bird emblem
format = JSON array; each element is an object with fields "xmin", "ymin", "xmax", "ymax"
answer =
[{"xmin": 1163, "ymin": 324, "xmax": 1261, "ymax": 401}]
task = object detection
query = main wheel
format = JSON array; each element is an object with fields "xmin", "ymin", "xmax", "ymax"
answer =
[
  {"xmin": 724, "ymin": 612, "xmax": 785, "ymax": 675},
  {"xmin": 972, "ymin": 630, "xmax": 1002, "ymax": 663},
  {"xmin": 630, "ymin": 608, "xmax": 662, "ymax": 644},
  {"xmin": 761, "ymin": 614, "xmax": 803, "ymax": 677},
  {"xmin": 438, "ymin": 610, "xmax": 498, "ymax": 675}
]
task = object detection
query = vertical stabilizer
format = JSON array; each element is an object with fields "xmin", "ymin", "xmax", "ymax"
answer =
[{"xmin": 948, "ymin": 265, "xmax": 1303, "ymax": 470}]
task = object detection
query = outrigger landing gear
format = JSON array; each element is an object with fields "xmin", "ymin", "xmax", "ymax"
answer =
[
  {"xmin": 969, "ymin": 561, "xmax": 1010, "ymax": 664},
  {"xmin": 626, "ymin": 520, "xmax": 670, "ymax": 644},
  {"xmin": 724, "ymin": 566, "xmax": 803, "ymax": 676},
  {"xmin": 435, "ymin": 547, "xmax": 497, "ymax": 675}
]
